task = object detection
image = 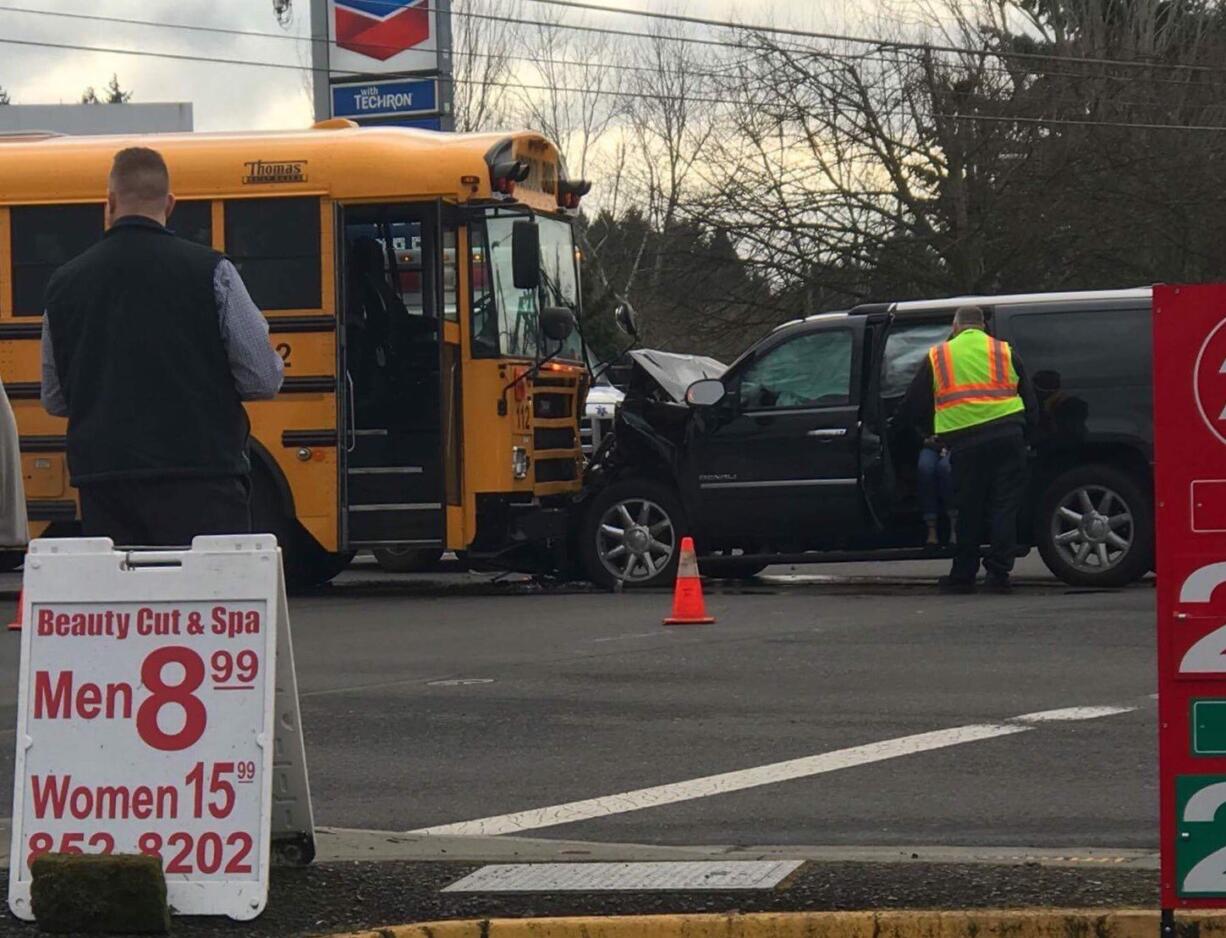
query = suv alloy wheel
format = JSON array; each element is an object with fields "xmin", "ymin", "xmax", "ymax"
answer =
[
  {"xmin": 580, "ymin": 479, "xmax": 684, "ymax": 589},
  {"xmin": 1037, "ymin": 463, "xmax": 1153, "ymax": 588}
]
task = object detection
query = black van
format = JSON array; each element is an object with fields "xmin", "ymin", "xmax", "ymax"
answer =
[{"xmin": 577, "ymin": 288, "xmax": 1153, "ymax": 589}]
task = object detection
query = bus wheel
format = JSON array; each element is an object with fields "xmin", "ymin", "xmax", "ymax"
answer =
[
  {"xmin": 250, "ymin": 468, "xmax": 351, "ymax": 589},
  {"xmin": 580, "ymin": 479, "xmax": 684, "ymax": 590},
  {"xmin": 1037, "ymin": 463, "xmax": 1153, "ymax": 588},
  {"xmin": 373, "ymin": 547, "xmax": 444, "ymax": 573}
]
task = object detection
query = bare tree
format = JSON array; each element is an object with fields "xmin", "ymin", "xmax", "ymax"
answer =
[
  {"xmin": 510, "ymin": 12, "xmax": 629, "ymax": 323},
  {"xmin": 452, "ymin": 0, "xmax": 521, "ymax": 132}
]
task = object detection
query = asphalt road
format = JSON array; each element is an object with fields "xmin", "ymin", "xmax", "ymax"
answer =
[{"xmin": 0, "ymin": 555, "xmax": 1158, "ymax": 854}]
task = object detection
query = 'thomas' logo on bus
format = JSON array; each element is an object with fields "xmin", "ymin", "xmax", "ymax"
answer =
[{"xmin": 243, "ymin": 160, "xmax": 308, "ymax": 185}]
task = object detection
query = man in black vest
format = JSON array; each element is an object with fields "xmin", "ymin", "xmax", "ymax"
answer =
[{"xmin": 40, "ymin": 146, "xmax": 284, "ymax": 545}]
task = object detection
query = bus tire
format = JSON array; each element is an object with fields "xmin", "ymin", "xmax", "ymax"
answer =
[
  {"xmin": 373, "ymin": 547, "xmax": 444, "ymax": 573},
  {"xmin": 250, "ymin": 466, "xmax": 351, "ymax": 589},
  {"xmin": 580, "ymin": 478, "xmax": 684, "ymax": 590},
  {"xmin": 1036, "ymin": 463, "xmax": 1153, "ymax": 588}
]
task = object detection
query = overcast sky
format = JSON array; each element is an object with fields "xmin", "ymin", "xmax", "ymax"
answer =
[{"xmin": 0, "ymin": 1, "xmax": 913, "ymax": 131}]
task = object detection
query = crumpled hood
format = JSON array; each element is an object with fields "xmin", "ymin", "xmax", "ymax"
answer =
[{"xmin": 628, "ymin": 349, "xmax": 726, "ymax": 402}]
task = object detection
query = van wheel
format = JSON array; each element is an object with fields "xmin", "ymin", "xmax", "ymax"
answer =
[
  {"xmin": 581, "ymin": 479, "xmax": 684, "ymax": 590},
  {"xmin": 373, "ymin": 547, "xmax": 444, "ymax": 573},
  {"xmin": 1037, "ymin": 464, "xmax": 1153, "ymax": 588},
  {"xmin": 250, "ymin": 468, "xmax": 352, "ymax": 588}
]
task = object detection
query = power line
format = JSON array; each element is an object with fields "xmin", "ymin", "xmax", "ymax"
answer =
[
  {"xmin": 5, "ymin": 8, "xmax": 1226, "ymax": 129},
  {"xmin": 71, "ymin": 0, "xmax": 1226, "ymax": 77},
  {"xmin": 457, "ymin": 0, "xmax": 1226, "ymax": 77},
  {"xmin": 6, "ymin": 31, "xmax": 1226, "ymax": 134},
  {"xmin": 934, "ymin": 111, "xmax": 1226, "ymax": 132},
  {"xmin": 0, "ymin": 33, "xmax": 763, "ymax": 106},
  {"xmin": 0, "ymin": 3, "xmax": 756, "ymax": 85},
  {"xmin": 8, "ymin": 3, "xmax": 1226, "ymax": 96}
]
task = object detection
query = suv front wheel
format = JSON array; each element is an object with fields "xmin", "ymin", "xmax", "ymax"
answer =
[
  {"xmin": 580, "ymin": 479, "xmax": 684, "ymax": 590},
  {"xmin": 1037, "ymin": 463, "xmax": 1153, "ymax": 588}
]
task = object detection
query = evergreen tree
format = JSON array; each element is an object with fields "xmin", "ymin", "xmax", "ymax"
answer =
[
  {"xmin": 104, "ymin": 74, "xmax": 132, "ymax": 104},
  {"xmin": 82, "ymin": 75, "xmax": 132, "ymax": 105}
]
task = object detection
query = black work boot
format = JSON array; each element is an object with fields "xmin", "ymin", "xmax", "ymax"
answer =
[
  {"xmin": 937, "ymin": 576, "xmax": 976, "ymax": 595},
  {"xmin": 983, "ymin": 573, "xmax": 1013, "ymax": 594}
]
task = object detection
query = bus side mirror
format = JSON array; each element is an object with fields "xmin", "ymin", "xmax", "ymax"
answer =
[
  {"xmin": 512, "ymin": 221, "xmax": 541, "ymax": 290},
  {"xmin": 614, "ymin": 300, "xmax": 639, "ymax": 339},
  {"xmin": 540, "ymin": 306, "xmax": 575, "ymax": 343}
]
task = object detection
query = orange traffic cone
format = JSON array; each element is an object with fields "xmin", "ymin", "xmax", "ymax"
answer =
[
  {"xmin": 664, "ymin": 537, "xmax": 715, "ymax": 625},
  {"xmin": 7, "ymin": 589, "xmax": 22, "ymax": 632}
]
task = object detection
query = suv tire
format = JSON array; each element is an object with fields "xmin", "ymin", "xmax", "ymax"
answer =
[
  {"xmin": 1037, "ymin": 463, "xmax": 1153, "ymax": 588},
  {"xmin": 580, "ymin": 479, "xmax": 685, "ymax": 590}
]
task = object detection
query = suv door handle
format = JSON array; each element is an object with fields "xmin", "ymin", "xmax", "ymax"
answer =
[{"xmin": 807, "ymin": 427, "xmax": 848, "ymax": 438}]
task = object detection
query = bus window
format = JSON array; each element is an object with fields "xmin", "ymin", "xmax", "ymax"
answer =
[
  {"xmin": 470, "ymin": 223, "xmax": 498, "ymax": 357},
  {"xmin": 443, "ymin": 228, "xmax": 458, "ymax": 322},
  {"xmin": 224, "ymin": 197, "xmax": 321, "ymax": 310},
  {"xmin": 168, "ymin": 200, "xmax": 213, "ymax": 248},
  {"xmin": 478, "ymin": 214, "xmax": 583, "ymax": 361},
  {"xmin": 10, "ymin": 204, "xmax": 104, "ymax": 316}
]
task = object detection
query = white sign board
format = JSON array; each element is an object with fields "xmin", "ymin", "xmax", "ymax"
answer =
[{"xmin": 7, "ymin": 536, "xmax": 308, "ymax": 921}]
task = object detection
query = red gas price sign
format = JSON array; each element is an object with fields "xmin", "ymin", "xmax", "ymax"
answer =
[
  {"xmin": 1155, "ymin": 285, "xmax": 1226, "ymax": 911},
  {"xmin": 7, "ymin": 539, "xmax": 280, "ymax": 922}
]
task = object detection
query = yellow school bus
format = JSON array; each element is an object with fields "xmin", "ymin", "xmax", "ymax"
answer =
[{"xmin": 0, "ymin": 121, "xmax": 591, "ymax": 583}]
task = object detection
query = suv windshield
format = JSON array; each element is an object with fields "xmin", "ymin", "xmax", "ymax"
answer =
[{"xmin": 473, "ymin": 214, "xmax": 583, "ymax": 362}]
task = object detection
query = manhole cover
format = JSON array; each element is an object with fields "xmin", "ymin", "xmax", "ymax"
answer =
[
  {"xmin": 442, "ymin": 861, "xmax": 803, "ymax": 893},
  {"xmin": 427, "ymin": 678, "xmax": 494, "ymax": 687}
]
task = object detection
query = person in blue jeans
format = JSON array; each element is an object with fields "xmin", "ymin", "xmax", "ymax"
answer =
[{"xmin": 918, "ymin": 437, "xmax": 956, "ymax": 545}]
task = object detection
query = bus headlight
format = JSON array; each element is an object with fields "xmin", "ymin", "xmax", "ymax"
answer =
[{"xmin": 512, "ymin": 446, "xmax": 531, "ymax": 480}]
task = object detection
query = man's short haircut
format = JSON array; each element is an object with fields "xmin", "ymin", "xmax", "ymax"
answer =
[
  {"xmin": 953, "ymin": 305, "xmax": 985, "ymax": 329},
  {"xmin": 109, "ymin": 147, "xmax": 170, "ymax": 204}
]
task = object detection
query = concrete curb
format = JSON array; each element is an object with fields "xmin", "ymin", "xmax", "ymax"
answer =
[{"xmin": 328, "ymin": 911, "xmax": 1224, "ymax": 938}]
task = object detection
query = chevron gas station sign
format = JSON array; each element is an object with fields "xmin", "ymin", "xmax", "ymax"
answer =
[
  {"xmin": 319, "ymin": 0, "xmax": 452, "ymax": 128},
  {"xmin": 332, "ymin": 0, "xmax": 432, "ymax": 63}
]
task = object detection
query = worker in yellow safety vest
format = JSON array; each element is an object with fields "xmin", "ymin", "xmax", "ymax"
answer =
[{"xmin": 899, "ymin": 305, "xmax": 1036, "ymax": 594}]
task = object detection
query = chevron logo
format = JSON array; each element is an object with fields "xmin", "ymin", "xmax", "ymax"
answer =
[{"xmin": 334, "ymin": 0, "xmax": 430, "ymax": 61}]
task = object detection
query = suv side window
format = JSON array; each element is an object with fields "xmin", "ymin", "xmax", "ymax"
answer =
[
  {"xmin": 739, "ymin": 329, "xmax": 854, "ymax": 410},
  {"xmin": 1007, "ymin": 308, "xmax": 1150, "ymax": 387},
  {"xmin": 882, "ymin": 321, "xmax": 951, "ymax": 397}
]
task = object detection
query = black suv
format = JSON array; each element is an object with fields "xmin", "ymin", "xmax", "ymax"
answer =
[{"xmin": 577, "ymin": 288, "xmax": 1153, "ymax": 589}]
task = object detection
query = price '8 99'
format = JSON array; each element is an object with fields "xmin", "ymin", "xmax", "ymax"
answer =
[
  {"xmin": 136, "ymin": 647, "xmax": 259, "ymax": 751},
  {"xmin": 33, "ymin": 646, "xmax": 261, "ymax": 752}
]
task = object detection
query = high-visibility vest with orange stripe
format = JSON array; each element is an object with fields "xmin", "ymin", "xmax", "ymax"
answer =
[{"xmin": 928, "ymin": 329, "xmax": 1025, "ymax": 435}]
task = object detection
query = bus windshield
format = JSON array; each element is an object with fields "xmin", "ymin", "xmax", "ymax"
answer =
[{"xmin": 474, "ymin": 213, "xmax": 584, "ymax": 362}]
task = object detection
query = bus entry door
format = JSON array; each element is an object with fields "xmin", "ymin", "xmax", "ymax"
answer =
[{"xmin": 339, "ymin": 205, "xmax": 445, "ymax": 551}]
